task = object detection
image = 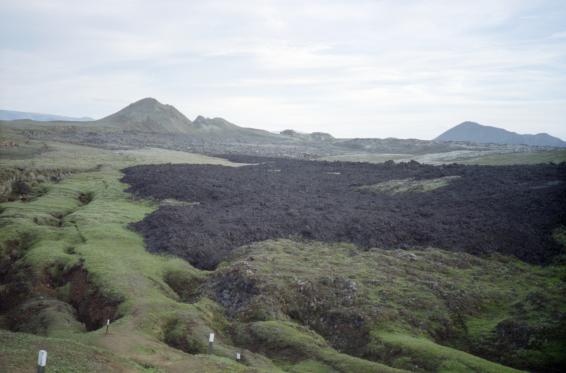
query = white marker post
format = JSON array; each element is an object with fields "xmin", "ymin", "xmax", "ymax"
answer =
[
  {"xmin": 208, "ymin": 333, "xmax": 215, "ymax": 354},
  {"xmin": 37, "ymin": 350, "xmax": 47, "ymax": 373},
  {"xmin": 236, "ymin": 352, "xmax": 241, "ymax": 361},
  {"xmin": 105, "ymin": 319, "xmax": 110, "ymax": 335}
]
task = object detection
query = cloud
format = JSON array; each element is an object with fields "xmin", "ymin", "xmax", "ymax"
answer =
[
  {"xmin": 0, "ymin": 0, "xmax": 565, "ymax": 139},
  {"xmin": 550, "ymin": 31, "xmax": 566, "ymax": 39}
]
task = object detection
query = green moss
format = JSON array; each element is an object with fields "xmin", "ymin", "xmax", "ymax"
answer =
[
  {"xmin": 0, "ymin": 143, "xmax": 274, "ymax": 372},
  {"xmin": 215, "ymin": 239, "xmax": 565, "ymax": 372},
  {"xmin": 288, "ymin": 359, "xmax": 339, "ymax": 373},
  {"xmin": 373, "ymin": 332, "xmax": 523, "ymax": 372},
  {"xmin": 358, "ymin": 176, "xmax": 460, "ymax": 194},
  {"xmin": 232, "ymin": 320, "xmax": 405, "ymax": 372}
]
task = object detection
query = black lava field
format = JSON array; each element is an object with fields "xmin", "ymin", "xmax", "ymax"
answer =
[{"xmin": 122, "ymin": 157, "xmax": 566, "ymax": 270}]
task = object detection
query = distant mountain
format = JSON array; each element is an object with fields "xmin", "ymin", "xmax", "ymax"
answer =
[
  {"xmin": 95, "ymin": 97, "xmax": 193, "ymax": 133},
  {"xmin": 71, "ymin": 97, "xmax": 279, "ymax": 142},
  {"xmin": 436, "ymin": 121, "xmax": 566, "ymax": 148},
  {"xmin": 0, "ymin": 98, "xmax": 286, "ymax": 143},
  {"xmin": 0, "ymin": 109, "xmax": 92, "ymax": 122}
]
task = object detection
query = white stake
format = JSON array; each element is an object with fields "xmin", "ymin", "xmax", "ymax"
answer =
[
  {"xmin": 37, "ymin": 350, "xmax": 47, "ymax": 373},
  {"xmin": 105, "ymin": 319, "xmax": 110, "ymax": 335},
  {"xmin": 208, "ymin": 333, "xmax": 215, "ymax": 354},
  {"xmin": 236, "ymin": 352, "xmax": 241, "ymax": 361}
]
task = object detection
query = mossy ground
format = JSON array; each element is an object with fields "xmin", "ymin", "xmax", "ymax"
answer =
[
  {"xmin": 0, "ymin": 141, "xmax": 262, "ymax": 372},
  {"xmin": 0, "ymin": 329, "xmax": 144, "ymax": 373},
  {"xmin": 210, "ymin": 239, "xmax": 565, "ymax": 372},
  {"xmin": 357, "ymin": 176, "xmax": 460, "ymax": 194},
  {"xmin": 1, "ymin": 139, "xmax": 564, "ymax": 372}
]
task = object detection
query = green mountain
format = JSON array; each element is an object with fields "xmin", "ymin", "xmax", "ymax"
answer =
[
  {"xmin": 0, "ymin": 98, "xmax": 286, "ymax": 144},
  {"xmin": 95, "ymin": 97, "xmax": 193, "ymax": 133},
  {"xmin": 95, "ymin": 97, "xmax": 281, "ymax": 141}
]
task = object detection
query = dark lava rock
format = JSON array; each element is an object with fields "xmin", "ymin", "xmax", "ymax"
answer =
[{"xmin": 122, "ymin": 158, "xmax": 566, "ymax": 270}]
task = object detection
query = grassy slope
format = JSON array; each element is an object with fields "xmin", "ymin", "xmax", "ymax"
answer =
[
  {"xmin": 0, "ymin": 141, "xmax": 405, "ymax": 372},
  {"xmin": 1, "ymin": 139, "xmax": 564, "ymax": 372},
  {"xmin": 217, "ymin": 240, "xmax": 565, "ymax": 372},
  {"xmin": 374, "ymin": 332, "xmax": 518, "ymax": 373},
  {"xmin": 0, "ymin": 329, "xmax": 143, "ymax": 373},
  {"xmin": 0, "ymin": 142, "xmax": 269, "ymax": 372}
]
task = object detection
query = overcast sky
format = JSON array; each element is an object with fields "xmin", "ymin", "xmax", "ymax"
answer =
[{"xmin": 1, "ymin": 0, "xmax": 565, "ymax": 139}]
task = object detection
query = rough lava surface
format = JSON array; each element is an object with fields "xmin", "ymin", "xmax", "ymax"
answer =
[{"xmin": 122, "ymin": 157, "xmax": 566, "ymax": 269}]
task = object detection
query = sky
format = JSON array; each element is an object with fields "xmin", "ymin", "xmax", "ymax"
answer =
[{"xmin": 1, "ymin": 0, "xmax": 565, "ymax": 139}]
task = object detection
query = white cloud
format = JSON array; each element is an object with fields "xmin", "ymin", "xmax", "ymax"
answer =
[
  {"xmin": 550, "ymin": 31, "xmax": 566, "ymax": 39},
  {"xmin": 0, "ymin": 0, "xmax": 565, "ymax": 139}
]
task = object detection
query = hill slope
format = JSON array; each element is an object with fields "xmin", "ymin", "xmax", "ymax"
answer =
[
  {"xmin": 436, "ymin": 121, "xmax": 566, "ymax": 147},
  {"xmin": 0, "ymin": 98, "xmax": 287, "ymax": 145},
  {"xmin": 95, "ymin": 97, "xmax": 193, "ymax": 133},
  {"xmin": 96, "ymin": 97, "xmax": 283, "ymax": 142},
  {"xmin": 1, "ymin": 98, "xmax": 284, "ymax": 143},
  {"xmin": 190, "ymin": 115, "xmax": 283, "ymax": 141}
]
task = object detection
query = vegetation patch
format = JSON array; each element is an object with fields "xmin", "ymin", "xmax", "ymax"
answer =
[
  {"xmin": 1, "ymin": 142, "xmax": 272, "ymax": 372},
  {"xmin": 202, "ymin": 239, "xmax": 566, "ymax": 372},
  {"xmin": 7, "ymin": 297, "xmax": 86, "ymax": 337},
  {"xmin": 357, "ymin": 176, "xmax": 460, "ymax": 194},
  {"xmin": 159, "ymin": 198, "xmax": 200, "ymax": 207},
  {"xmin": 231, "ymin": 320, "xmax": 405, "ymax": 373},
  {"xmin": 370, "ymin": 331, "xmax": 521, "ymax": 372},
  {"xmin": 163, "ymin": 269, "xmax": 205, "ymax": 303}
]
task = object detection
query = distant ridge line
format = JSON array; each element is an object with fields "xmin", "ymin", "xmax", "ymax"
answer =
[
  {"xmin": 0, "ymin": 109, "xmax": 93, "ymax": 122},
  {"xmin": 436, "ymin": 121, "xmax": 566, "ymax": 148}
]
